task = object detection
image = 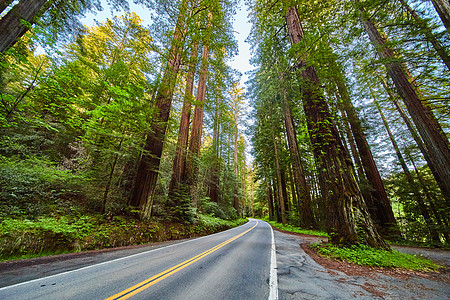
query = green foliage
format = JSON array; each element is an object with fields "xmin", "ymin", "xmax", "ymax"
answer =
[
  {"xmin": 264, "ymin": 218, "xmax": 329, "ymax": 237},
  {"xmin": 313, "ymin": 243, "xmax": 441, "ymax": 272}
]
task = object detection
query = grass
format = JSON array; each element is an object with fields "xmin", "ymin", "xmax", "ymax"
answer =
[
  {"xmin": 312, "ymin": 243, "xmax": 441, "ymax": 272},
  {"xmin": 263, "ymin": 218, "xmax": 329, "ymax": 237}
]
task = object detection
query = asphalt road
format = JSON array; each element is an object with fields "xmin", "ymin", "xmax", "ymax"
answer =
[{"xmin": 0, "ymin": 219, "xmax": 277, "ymax": 300}]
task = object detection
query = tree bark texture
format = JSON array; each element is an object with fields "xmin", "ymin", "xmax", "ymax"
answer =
[
  {"xmin": 286, "ymin": 6, "xmax": 387, "ymax": 248},
  {"xmin": 273, "ymin": 137, "xmax": 287, "ymax": 224},
  {"xmin": 130, "ymin": 0, "xmax": 189, "ymax": 216},
  {"xmin": 374, "ymin": 97, "xmax": 441, "ymax": 244},
  {"xmin": 168, "ymin": 42, "xmax": 199, "ymax": 202},
  {"xmin": 335, "ymin": 73, "xmax": 400, "ymax": 239},
  {"xmin": 0, "ymin": 0, "xmax": 13, "ymax": 14},
  {"xmin": 360, "ymin": 6, "xmax": 450, "ymax": 204},
  {"xmin": 280, "ymin": 85, "xmax": 316, "ymax": 228},
  {"xmin": 267, "ymin": 180, "xmax": 274, "ymax": 221},
  {"xmin": 0, "ymin": 0, "xmax": 48, "ymax": 54},
  {"xmin": 209, "ymin": 85, "xmax": 221, "ymax": 203},
  {"xmin": 431, "ymin": 0, "xmax": 450, "ymax": 30},
  {"xmin": 379, "ymin": 76, "xmax": 450, "ymax": 204},
  {"xmin": 185, "ymin": 14, "xmax": 212, "ymax": 207}
]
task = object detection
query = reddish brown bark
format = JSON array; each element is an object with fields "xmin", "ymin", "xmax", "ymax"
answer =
[
  {"xmin": 273, "ymin": 137, "xmax": 287, "ymax": 225},
  {"xmin": 373, "ymin": 96, "xmax": 441, "ymax": 244},
  {"xmin": 335, "ymin": 73, "xmax": 400, "ymax": 239},
  {"xmin": 359, "ymin": 5, "xmax": 450, "ymax": 202},
  {"xmin": 286, "ymin": 6, "xmax": 387, "ymax": 248},
  {"xmin": 130, "ymin": 0, "xmax": 190, "ymax": 217},
  {"xmin": 267, "ymin": 180, "xmax": 274, "ymax": 221},
  {"xmin": 280, "ymin": 85, "xmax": 316, "ymax": 228},
  {"xmin": 208, "ymin": 85, "xmax": 221, "ymax": 203},
  {"xmin": 431, "ymin": 0, "xmax": 450, "ymax": 30},
  {"xmin": 185, "ymin": 13, "xmax": 212, "ymax": 206},
  {"xmin": 168, "ymin": 42, "xmax": 199, "ymax": 201},
  {"xmin": 0, "ymin": 0, "xmax": 48, "ymax": 53}
]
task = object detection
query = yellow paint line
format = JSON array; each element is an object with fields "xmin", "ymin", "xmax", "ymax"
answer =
[{"xmin": 105, "ymin": 220, "xmax": 258, "ymax": 300}]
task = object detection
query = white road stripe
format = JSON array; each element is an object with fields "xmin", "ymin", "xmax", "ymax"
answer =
[
  {"xmin": 268, "ymin": 222, "xmax": 278, "ymax": 300},
  {"xmin": 0, "ymin": 219, "xmax": 254, "ymax": 291}
]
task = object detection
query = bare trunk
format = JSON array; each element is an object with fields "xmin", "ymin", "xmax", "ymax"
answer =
[
  {"xmin": 267, "ymin": 180, "xmax": 274, "ymax": 221},
  {"xmin": 185, "ymin": 13, "xmax": 212, "ymax": 207},
  {"xmin": 359, "ymin": 4, "xmax": 450, "ymax": 202},
  {"xmin": 209, "ymin": 85, "xmax": 221, "ymax": 203},
  {"xmin": 0, "ymin": 0, "xmax": 48, "ymax": 53},
  {"xmin": 286, "ymin": 6, "xmax": 387, "ymax": 248},
  {"xmin": 374, "ymin": 97, "xmax": 440, "ymax": 244},
  {"xmin": 273, "ymin": 137, "xmax": 287, "ymax": 224},
  {"xmin": 379, "ymin": 76, "xmax": 450, "ymax": 204},
  {"xmin": 131, "ymin": 0, "xmax": 189, "ymax": 217},
  {"xmin": 336, "ymin": 74, "xmax": 400, "ymax": 239},
  {"xmin": 168, "ymin": 42, "xmax": 199, "ymax": 201},
  {"xmin": 233, "ymin": 122, "xmax": 239, "ymax": 212},
  {"xmin": 280, "ymin": 83, "xmax": 316, "ymax": 228},
  {"xmin": 431, "ymin": 0, "xmax": 450, "ymax": 30},
  {"xmin": 0, "ymin": 0, "xmax": 13, "ymax": 14}
]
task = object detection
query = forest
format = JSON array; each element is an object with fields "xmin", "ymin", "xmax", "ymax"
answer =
[{"xmin": 0, "ymin": 0, "xmax": 448, "ymax": 260}]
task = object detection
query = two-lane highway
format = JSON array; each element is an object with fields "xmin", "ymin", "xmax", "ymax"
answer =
[{"xmin": 0, "ymin": 219, "xmax": 278, "ymax": 300}]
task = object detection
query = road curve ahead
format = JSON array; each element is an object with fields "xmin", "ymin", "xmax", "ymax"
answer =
[{"xmin": 0, "ymin": 219, "xmax": 277, "ymax": 300}]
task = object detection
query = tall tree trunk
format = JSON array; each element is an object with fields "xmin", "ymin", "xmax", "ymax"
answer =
[
  {"xmin": 233, "ymin": 122, "xmax": 239, "ymax": 212},
  {"xmin": 286, "ymin": 6, "xmax": 387, "ymax": 248},
  {"xmin": 130, "ymin": 0, "xmax": 190, "ymax": 217},
  {"xmin": 273, "ymin": 137, "xmax": 287, "ymax": 224},
  {"xmin": 280, "ymin": 82, "xmax": 316, "ymax": 228},
  {"xmin": 334, "ymin": 68, "xmax": 400, "ymax": 239},
  {"xmin": 185, "ymin": 13, "xmax": 212, "ymax": 207},
  {"xmin": 0, "ymin": 0, "xmax": 13, "ymax": 14},
  {"xmin": 341, "ymin": 109, "xmax": 365, "ymax": 182},
  {"xmin": 209, "ymin": 84, "xmax": 221, "ymax": 203},
  {"xmin": 431, "ymin": 0, "xmax": 450, "ymax": 30},
  {"xmin": 373, "ymin": 96, "xmax": 441, "ymax": 245},
  {"xmin": 267, "ymin": 180, "xmax": 274, "ymax": 221},
  {"xmin": 168, "ymin": 42, "xmax": 199, "ymax": 202},
  {"xmin": 399, "ymin": 0, "xmax": 450, "ymax": 70},
  {"xmin": 379, "ymin": 76, "xmax": 450, "ymax": 205},
  {"xmin": 0, "ymin": 0, "xmax": 48, "ymax": 54},
  {"xmin": 357, "ymin": 2, "xmax": 450, "ymax": 202}
]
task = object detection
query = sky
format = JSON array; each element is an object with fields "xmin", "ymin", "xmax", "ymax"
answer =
[{"xmin": 82, "ymin": 0, "xmax": 254, "ymax": 87}]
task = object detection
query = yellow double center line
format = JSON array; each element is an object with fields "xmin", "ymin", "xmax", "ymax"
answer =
[{"xmin": 105, "ymin": 220, "xmax": 259, "ymax": 300}]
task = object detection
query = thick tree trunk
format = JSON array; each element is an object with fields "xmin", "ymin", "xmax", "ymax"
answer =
[
  {"xmin": 431, "ymin": 0, "xmax": 450, "ymax": 30},
  {"xmin": 185, "ymin": 14, "xmax": 212, "ymax": 207},
  {"xmin": 335, "ymin": 74, "xmax": 400, "ymax": 239},
  {"xmin": 168, "ymin": 42, "xmax": 199, "ymax": 202},
  {"xmin": 280, "ymin": 86, "xmax": 316, "ymax": 228},
  {"xmin": 379, "ymin": 76, "xmax": 450, "ymax": 204},
  {"xmin": 286, "ymin": 6, "xmax": 387, "ymax": 248},
  {"xmin": 273, "ymin": 137, "xmax": 287, "ymax": 224},
  {"xmin": 374, "ymin": 97, "xmax": 441, "ymax": 244},
  {"xmin": 0, "ymin": 0, "xmax": 48, "ymax": 54},
  {"xmin": 359, "ymin": 4, "xmax": 450, "ymax": 203},
  {"xmin": 130, "ymin": 0, "xmax": 189, "ymax": 216},
  {"xmin": 399, "ymin": 0, "xmax": 450, "ymax": 70}
]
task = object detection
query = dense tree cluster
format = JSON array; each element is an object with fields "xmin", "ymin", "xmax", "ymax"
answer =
[{"xmin": 0, "ymin": 0, "xmax": 448, "ymax": 248}]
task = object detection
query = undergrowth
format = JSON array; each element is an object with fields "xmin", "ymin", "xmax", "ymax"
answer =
[
  {"xmin": 263, "ymin": 218, "xmax": 329, "ymax": 237},
  {"xmin": 0, "ymin": 214, "xmax": 247, "ymax": 261},
  {"xmin": 312, "ymin": 243, "xmax": 441, "ymax": 272}
]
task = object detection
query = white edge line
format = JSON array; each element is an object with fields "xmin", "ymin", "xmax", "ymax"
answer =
[
  {"xmin": 0, "ymin": 219, "xmax": 253, "ymax": 292},
  {"xmin": 268, "ymin": 222, "xmax": 278, "ymax": 300}
]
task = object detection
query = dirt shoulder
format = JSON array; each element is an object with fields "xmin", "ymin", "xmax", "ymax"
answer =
[{"xmin": 270, "ymin": 226, "xmax": 450, "ymax": 284}]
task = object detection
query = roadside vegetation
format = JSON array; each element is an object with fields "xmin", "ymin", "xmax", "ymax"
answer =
[
  {"xmin": 312, "ymin": 244, "xmax": 441, "ymax": 272},
  {"xmin": 0, "ymin": 213, "xmax": 247, "ymax": 261},
  {"xmin": 263, "ymin": 218, "xmax": 328, "ymax": 237}
]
